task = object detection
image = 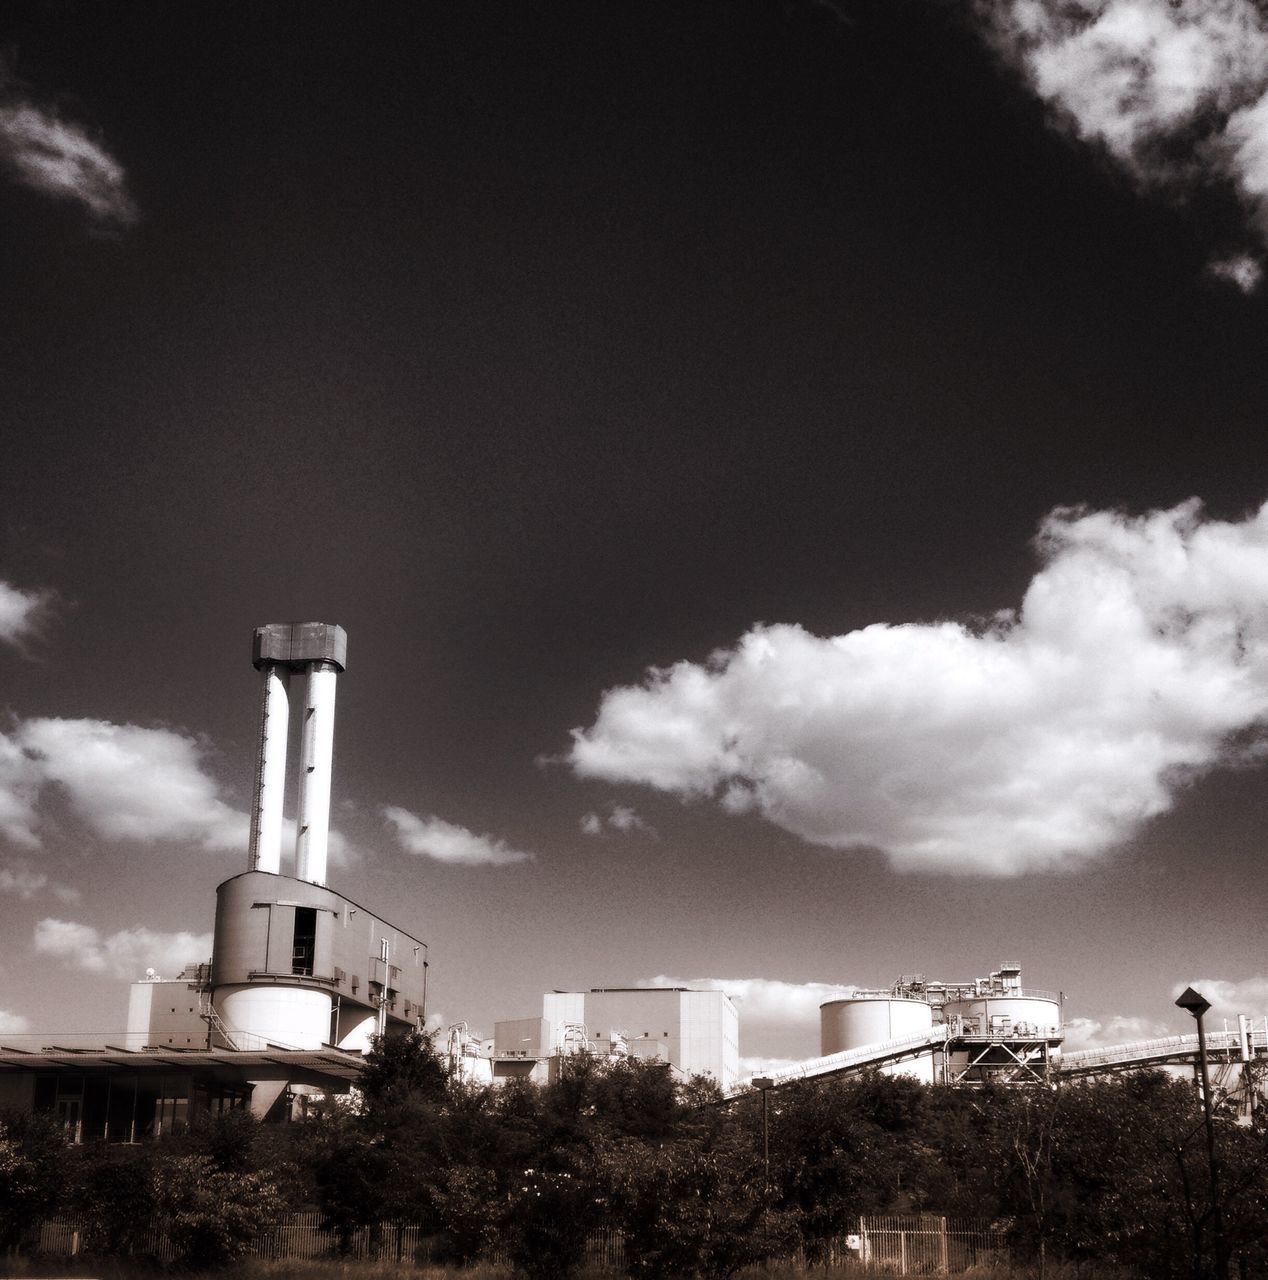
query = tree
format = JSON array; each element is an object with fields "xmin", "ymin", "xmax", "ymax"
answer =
[
  {"xmin": 502, "ymin": 1155, "xmax": 601, "ymax": 1280},
  {"xmin": 156, "ymin": 1153, "xmax": 283, "ymax": 1268},
  {"xmin": 358, "ymin": 1029, "xmax": 448, "ymax": 1118},
  {"xmin": 600, "ymin": 1134, "xmax": 798, "ymax": 1280},
  {"xmin": 0, "ymin": 1110, "xmax": 69, "ymax": 1252}
]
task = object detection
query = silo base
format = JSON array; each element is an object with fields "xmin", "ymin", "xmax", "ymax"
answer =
[{"xmin": 216, "ymin": 984, "xmax": 332, "ymax": 1050}]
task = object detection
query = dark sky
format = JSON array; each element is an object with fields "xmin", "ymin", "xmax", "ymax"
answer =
[{"xmin": 2, "ymin": 0, "xmax": 1267, "ymax": 1067}]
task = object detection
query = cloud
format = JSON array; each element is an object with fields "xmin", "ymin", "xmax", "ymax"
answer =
[
  {"xmin": 0, "ymin": 580, "xmax": 59, "ymax": 653},
  {"xmin": 1172, "ymin": 975, "xmax": 1268, "ymax": 1017},
  {"xmin": 572, "ymin": 499, "xmax": 1268, "ymax": 875},
  {"xmin": 640, "ymin": 975, "xmax": 856, "ymax": 1029},
  {"xmin": 0, "ymin": 861, "xmax": 79, "ymax": 902},
  {"xmin": 1062, "ymin": 1014, "xmax": 1172, "ymax": 1051},
  {"xmin": 0, "ymin": 715, "xmax": 352, "ymax": 863},
  {"xmin": 0, "ymin": 73, "xmax": 137, "ymax": 228},
  {"xmin": 579, "ymin": 805, "xmax": 657, "ymax": 838},
  {"xmin": 34, "ymin": 917, "xmax": 211, "ymax": 980},
  {"xmin": 383, "ymin": 806, "xmax": 533, "ymax": 866},
  {"xmin": 0, "ymin": 1010, "xmax": 31, "ymax": 1035},
  {"xmin": 975, "ymin": 0, "xmax": 1268, "ymax": 287},
  {"xmin": 11, "ymin": 718, "xmax": 246, "ymax": 849}
]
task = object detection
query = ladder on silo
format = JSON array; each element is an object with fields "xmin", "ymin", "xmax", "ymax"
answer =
[{"xmin": 198, "ymin": 992, "xmax": 241, "ymax": 1051}]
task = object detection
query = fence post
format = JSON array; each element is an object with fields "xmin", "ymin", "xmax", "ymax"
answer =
[
  {"xmin": 900, "ymin": 1228, "xmax": 907, "ymax": 1274},
  {"xmin": 940, "ymin": 1216, "xmax": 948, "ymax": 1273}
]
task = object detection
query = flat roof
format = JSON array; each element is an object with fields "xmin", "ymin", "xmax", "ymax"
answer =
[{"xmin": 0, "ymin": 1045, "xmax": 364, "ymax": 1086}]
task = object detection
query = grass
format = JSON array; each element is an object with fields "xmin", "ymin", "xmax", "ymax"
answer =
[{"xmin": 0, "ymin": 1256, "xmax": 1140, "ymax": 1280}]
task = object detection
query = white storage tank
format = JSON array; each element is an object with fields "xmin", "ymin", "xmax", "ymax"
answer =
[
  {"xmin": 943, "ymin": 993, "xmax": 1061, "ymax": 1041},
  {"xmin": 943, "ymin": 991, "xmax": 1063, "ymax": 1083},
  {"xmin": 821, "ymin": 996, "xmax": 935, "ymax": 1083},
  {"xmin": 217, "ymin": 984, "xmax": 332, "ymax": 1050}
]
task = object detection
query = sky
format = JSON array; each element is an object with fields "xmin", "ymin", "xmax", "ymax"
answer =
[{"xmin": 3, "ymin": 0, "xmax": 1268, "ymax": 1073}]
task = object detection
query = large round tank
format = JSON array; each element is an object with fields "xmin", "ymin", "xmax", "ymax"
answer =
[
  {"xmin": 943, "ymin": 993, "xmax": 1062, "ymax": 1083},
  {"xmin": 821, "ymin": 997, "xmax": 935, "ymax": 1082},
  {"xmin": 217, "ymin": 984, "xmax": 331, "ymax": 1050},
  {"xmin": 943, "ymin": 995, "xmax": 1061, "ymax": 1041}
]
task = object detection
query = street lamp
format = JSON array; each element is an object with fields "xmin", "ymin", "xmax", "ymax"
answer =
[
  {"xmin": 1175, "ymin": 986, "xmax": 1228, "ymax": 1280},
  {"xmin": 753, "ymin": 1076, "xmax": 774, "ymax": 1193}
]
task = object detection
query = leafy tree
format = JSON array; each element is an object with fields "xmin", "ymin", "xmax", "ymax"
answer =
[
  {"xmin": 502, "ymin": 1156, "xmax": 601, "ymax": 1280},
  {"xmin": 0, "ymin": 1110, "xmax": 69, "ymax": 1251},
  {"xmin": 431, "ymin": 1164, "xmax": 500, "ymax": 1264},
  {"xmin": 71, "ymin": 1143, "xmax": 159, "ymax": 1258},
  {"xmin": 759, "ymin": 1072, "xmax": 924, "ymax": 1263},
  {"xmin": 600, "ymin": 1134, "xmax": 798, "ymax": 1280},
  {"xmin": 358, "ymin": 1029, "xmax": 448, "ymax": 1118},
  {"xmin": 156, "ymin": 1153, "xmax": 283, "ymax": 1268}
]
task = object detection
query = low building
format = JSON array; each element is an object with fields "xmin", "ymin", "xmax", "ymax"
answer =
[{"xmin": 490, "ymin": 987, "xmax": 739, "ymax": 1090}]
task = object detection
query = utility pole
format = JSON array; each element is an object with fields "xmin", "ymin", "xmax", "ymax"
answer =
[
  {"xmin": 1176, "ymin": 987, "xmax": 1229, "ymax": 1280},
  {"xmin": 753, "ymin": 1077, "xmax": 774, "ymax": 1194}
]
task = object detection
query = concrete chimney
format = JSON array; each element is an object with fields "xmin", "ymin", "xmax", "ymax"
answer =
[{"xmin": 248, "ymin": 623, "xmax": 347, "ymax": 886}]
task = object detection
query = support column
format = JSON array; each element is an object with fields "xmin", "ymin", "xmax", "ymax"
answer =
[
  {"xmin": 295, "ymin": 661, "xmax": 339, "ymax": 885},
  {"xmin": 248, "ymin": 664, "xmax": 290, "ymax": 874}
]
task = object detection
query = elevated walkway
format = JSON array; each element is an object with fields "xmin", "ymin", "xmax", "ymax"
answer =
[
  {"xmin": 730, "ymin": 1026, "xmax": 949, "ymax": 1097},
  {"xmin": 1059, "ymin": 1025, "xmax": 1268, "ymax": 1076}
]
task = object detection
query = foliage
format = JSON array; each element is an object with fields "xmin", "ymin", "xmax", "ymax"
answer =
[
  {"xmin": 501, "ymin": 1159, "xmax": 599, "ymax": 1280},
  {"xmin": 155, "ymin": 1153, "xmax": 283, "ymax": 1268},
  {"xmin": 71, "ymin": 1143, "xmax": 159, "ymax": 1257},
  {"xmin": 600, "ymin": 1135, "xmax": 798, "ymax": 1279},
  {"xmin": 0, "ymin": 1110, "xmax": 69, "ymax": 1250},
  {"xmin": 357, "ymin": 1030, "xmax": 448, "ymax": 1118}
]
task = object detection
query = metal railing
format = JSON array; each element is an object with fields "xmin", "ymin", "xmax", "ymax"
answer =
[{"xmin": 1060, "ymin": 1026, "xmax": 1268, "ymax": 1074}]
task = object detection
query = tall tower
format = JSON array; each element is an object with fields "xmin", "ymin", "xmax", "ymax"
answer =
[
  {"xmin": 247, "ymin": 622, "xmax": 347, "ymax": 885},
  {"xmin": 212, "ymin": 622, "xmax": 428, "ymax": 1056}
]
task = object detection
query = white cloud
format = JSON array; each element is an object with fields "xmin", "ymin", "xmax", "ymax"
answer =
[
  {"xmin": 0, "ymin": 580, "xmax": 58, "ymax": 652},
  {"xmin": 14, "ymin": 718, "xmax": 246, "ymax": 850},
  {"xmin": 640, "ymin": 975, "xmax": 856, "ymax": 1028},
  {"xmin": 1172, "ymin": 975, "xmax": 1268, "ymax": 1017},
  {"xmin": 0, "ymin": 715, "xmax": 352, "ymax": 865},
  {"xmin": 383, "ymin": 806, "xmax": 533, "ymax": 866},
  {"xmin": 0, "ymin": 861, "xmax": 78, "ymax": 901},
  {"xmin": 0, "ymin": 731, "xmax": 43, "ymax": 847},
  {"xmin": 579, "ymin": 805, "xmax": 657, "ymax": 838},
  {"xmin": 1208, "ymin": 252, "xmax": 1264, "ymax": 292},
  {"xmin": 0, "ymin": 80, "xmax": 137, "ymax": 228},
  {"xmin": 34, "ymin": 917, "xmax": 211, "ymax": 980},
  {"xmin": 0, "ymin": 1010, "xmax": 31, "ymax": 1035},
  {"xmin": 1062, "ymin": 1014, "xmax": 1172, "ymax": 1051},
  {"xmin": 976, "ymin": 0, "xmax": 1268, "ymax": 285},
  {"xmin": 642, "ymin": 975, "xmax": 856, "ymax": 1061},
  {"xmin": 571, "ymin": 500, "xmax": 1268, "ymax": 875}
]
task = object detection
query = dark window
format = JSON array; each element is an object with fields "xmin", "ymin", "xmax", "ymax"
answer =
[{"xmin": 292, "ymin": 907, "xmax": 317, "ymax": 975}]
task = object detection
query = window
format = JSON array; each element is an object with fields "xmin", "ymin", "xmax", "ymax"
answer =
[{"xmin": 292, "ymin": 907, "xmax": 317, "ymax": 976}]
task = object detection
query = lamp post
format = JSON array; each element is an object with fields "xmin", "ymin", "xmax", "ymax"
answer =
[
  {"xmin": 1175, "ymin": 986, "xmax": 1228, "ymax": 1280},
  {"xmin": 753, "ymin": 1076, "xmax": 774, "ymax": 1193}
]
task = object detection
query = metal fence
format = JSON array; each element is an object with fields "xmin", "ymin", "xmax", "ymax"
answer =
[
  {"xmin": 37, "ymin": 1211, "xmax": 1006, "ymax": 1273},
  {"xmin": 855, "ymin": 1214, "xmax": 1009, "ymax": 1274}
]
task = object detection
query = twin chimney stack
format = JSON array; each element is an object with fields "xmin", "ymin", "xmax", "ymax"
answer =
[{"xmin": 248, "ymin": 622, "xmax": 348, "ymax": 886}]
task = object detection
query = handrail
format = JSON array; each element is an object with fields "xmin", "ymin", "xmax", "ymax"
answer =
[{"xmin": 1060, "ymin": 1028, "xmax": 1268, "ymax": 1072}]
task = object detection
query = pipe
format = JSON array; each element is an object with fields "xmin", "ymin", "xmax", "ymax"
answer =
[
  {"xmin": 247, "ymin": 664, "xmax": 290, "ymax": 875},
  {"xmin": 295, "ymin": 661, "xmax": 339, "ymax": 885}
]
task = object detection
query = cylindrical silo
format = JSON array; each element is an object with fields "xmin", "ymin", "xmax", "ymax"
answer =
[
  {"xmin": 217, "ymin": 984, "xmax": 332, "ymax": 1051},
  {"xmin": 943, "ymin": 991, "xmax": 1063, "ymax": 1082},
  {"xmin": 821, "ymin": 996, "xmax": 935, "ymax": 1082}
]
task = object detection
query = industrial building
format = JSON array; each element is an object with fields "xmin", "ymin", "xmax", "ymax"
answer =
[
  {"xmin": 3, "ymin": 623, "xmax": 429, "ymax": 1133},
  {"xmin": 482, "ymin": 986, "xmax": 740, "ymax": 1091}
]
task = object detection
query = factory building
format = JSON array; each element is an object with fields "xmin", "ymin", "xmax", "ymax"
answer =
[
  {"xmin": 1, "ymin": 624, "xmax": 430, "ymax": 1138},
  {"xmin": 751, "ymin": 962, "xmax": 1065, "ymax": 1090},
  {"xmin": 124, "ymin": 623, "xmax": 429, "ymax": 1060},
  {"xmin": 488, "ymin": 987, "xmax": 739, "ymax": 1090}
]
